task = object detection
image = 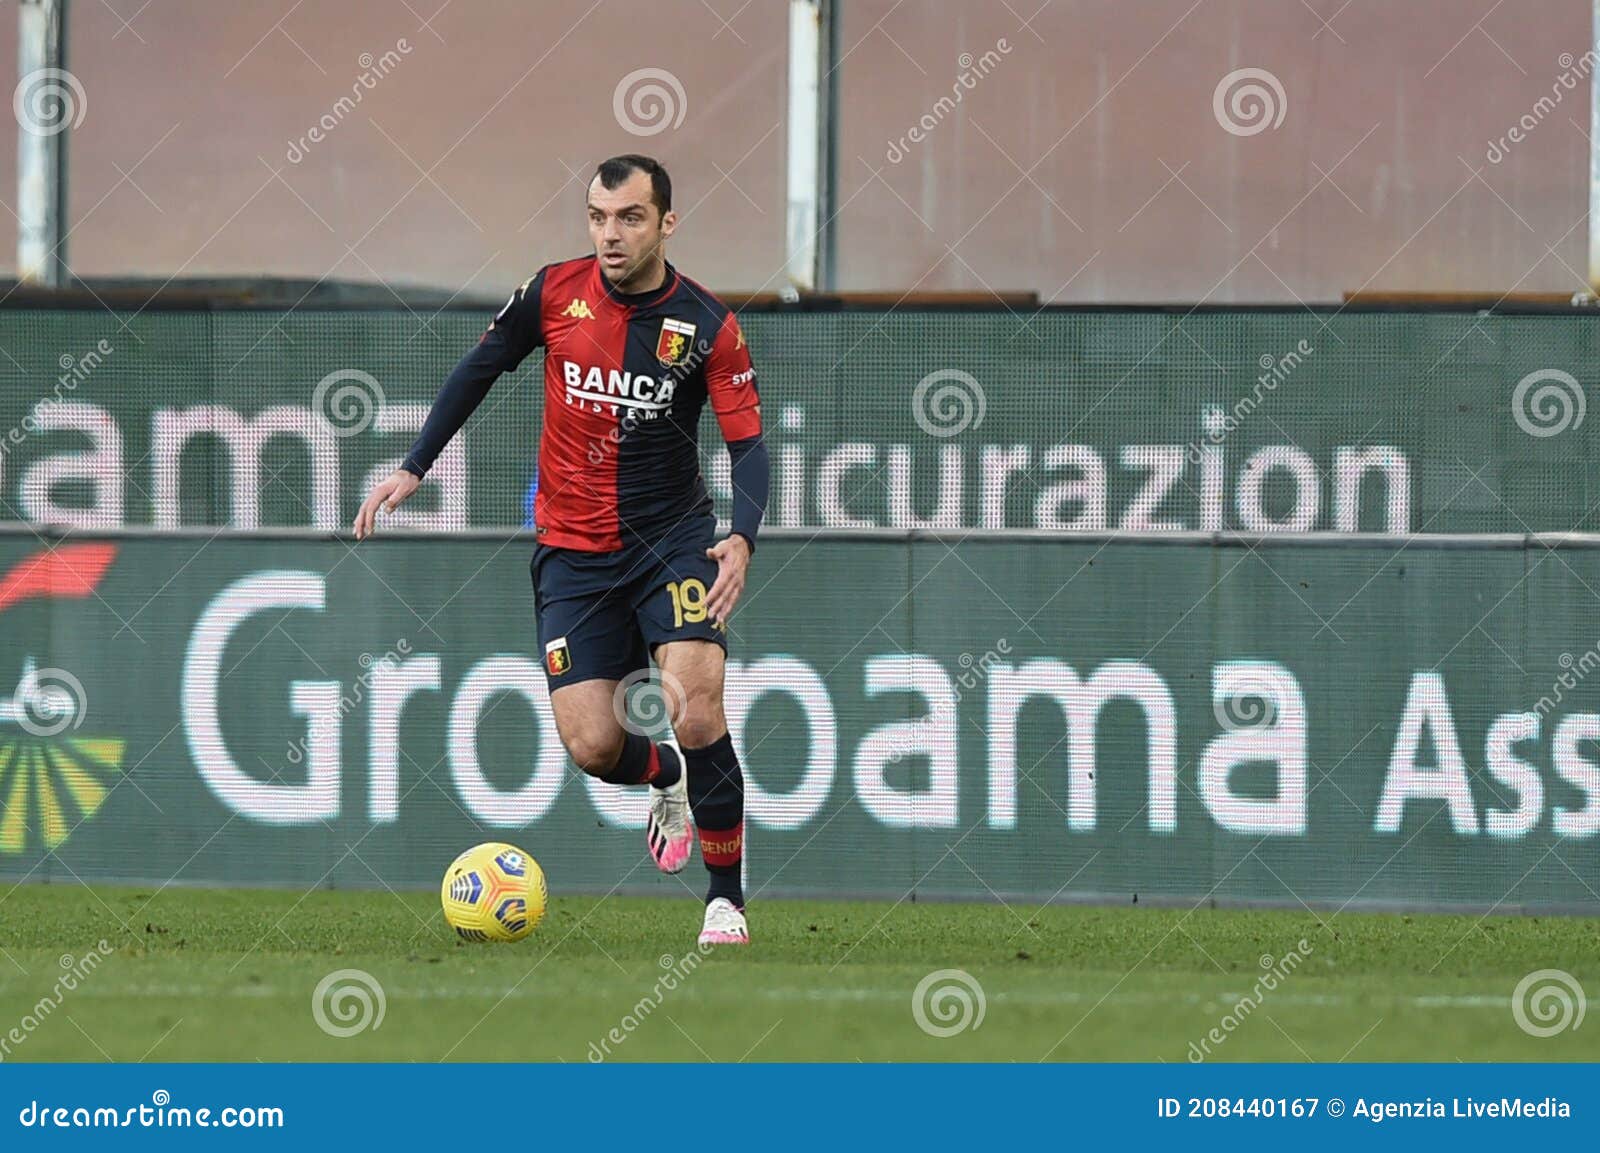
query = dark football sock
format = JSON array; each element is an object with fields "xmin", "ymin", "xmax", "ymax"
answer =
[
  {"xmin": 685, "ymin": 732, "xmax": 744, "ymax": 906},
  {"xmin": 598, "ymin": 730, "xmax": 678, "ymax": 787},
  {"xmin": 650, "ymin": 740, "xmax": 682, "ymax": 789}
]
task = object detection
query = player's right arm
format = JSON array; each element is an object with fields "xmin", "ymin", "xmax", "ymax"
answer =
[{"xmin": 353, "ymin": 271, "xmax": 546, "ymax": 539}]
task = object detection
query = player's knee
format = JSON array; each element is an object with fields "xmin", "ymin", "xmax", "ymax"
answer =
[
  {"xmin": 672, "ymin": 690, "xmax": 726, "ymax": 749},
  {"xmin": 564, "ymin": 728, "xmax": 625, "ymax": 776}
]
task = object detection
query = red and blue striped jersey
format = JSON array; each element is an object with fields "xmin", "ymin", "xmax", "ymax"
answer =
[{"xmin": 404, "ymin": 255, "xmax": 765, "ymax": 552}]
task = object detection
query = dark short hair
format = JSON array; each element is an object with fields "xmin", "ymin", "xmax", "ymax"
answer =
[{"xmin": 593, "ymin": 154, "xmax": 672, "ymax": 215}]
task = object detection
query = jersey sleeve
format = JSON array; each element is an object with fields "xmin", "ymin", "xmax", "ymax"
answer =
[
  {"xmin": 483, "ymin": 270, "xmax": 547, "ymax": 370},
  {"xmin": 705, "ymin": 311, "xmax": 761, "ymax": 442},
  {"xmin": 402, "ymin": 269, "xmax": 547, "ymax": 477},
  {"xmin": 705, "ymin": 311, "xmax": 767, "ymax": 549}
]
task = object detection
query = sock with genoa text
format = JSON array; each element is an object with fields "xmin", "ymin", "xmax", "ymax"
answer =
[{"xmin": 685, "ymin": 732, "xmax": 744, "ymax": 907}]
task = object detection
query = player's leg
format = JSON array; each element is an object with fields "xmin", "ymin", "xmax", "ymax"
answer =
[
  {"xmin": 545, "ymin": 676, "xmax": 685, "ymax": 833},
  {"xmin": 546, "ymin": 678, "xmax": 622, "ymax": 773},
  {"xmin": 654, "ymin": 637, "xmax": 749, "ymax": 945},
  {"xmin": 633, "ymin": 525, "xmax": 748, "ymax": 940},
  {"xmin": 534, "ymin": 548, "xmax": 688, "ymax": 848}
]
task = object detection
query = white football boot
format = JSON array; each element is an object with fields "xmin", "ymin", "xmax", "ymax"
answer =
[
  {"xmin": 698, "ymin": 897, "xmax": 750, "ymax": 946},
  {"xmin": 646, "ymin": 737, "xmax": 692, "ymax": 874}
]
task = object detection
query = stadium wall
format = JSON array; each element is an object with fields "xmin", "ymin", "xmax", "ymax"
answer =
[
  {"xmin": 1, "ymin": 304, "xmax": 1598, "ymax": 911},
  {"xmin": 0, "ymin": 528, "xmax": 1597, "ymax": 911},
  {"xmin": 0, "ymin": 1, "xmax": 1586, "ymax": 301},
  {"xmin": 1, "ymin": 305, "xmax": 1598, "ymax": 534}
]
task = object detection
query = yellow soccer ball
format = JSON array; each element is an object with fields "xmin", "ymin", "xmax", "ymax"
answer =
[{"xmin": 440, "ymin": 842, "xmax": 547, "ymax": 942}]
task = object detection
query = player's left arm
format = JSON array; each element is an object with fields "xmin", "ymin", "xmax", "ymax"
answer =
[{"xmin": 703, "ymin": 311, "xmax": 768, "ymax": 627}]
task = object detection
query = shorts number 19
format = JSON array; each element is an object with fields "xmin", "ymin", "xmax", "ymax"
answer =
[{"xmin": 668, "ymin": 579, "xmax": 708, "ymax": 628}]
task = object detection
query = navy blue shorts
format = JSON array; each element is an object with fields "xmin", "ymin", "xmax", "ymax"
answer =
[{"xmin": 531, "ymin": 517, "xmax": 727, "ymax": 687}]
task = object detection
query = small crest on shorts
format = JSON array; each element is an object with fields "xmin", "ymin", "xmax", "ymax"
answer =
[{"xmin": 545, "ymin": 636, "xmax": 572, "ymax": 677}]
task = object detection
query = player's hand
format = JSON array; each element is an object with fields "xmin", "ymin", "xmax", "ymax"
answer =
[
  {"xmin": 353, "ymin": 469, "xmax": 420, "ymax": 540},
  {"xmin": 704, "ymin": 534, "xmax": 752, "ymax": 627}
]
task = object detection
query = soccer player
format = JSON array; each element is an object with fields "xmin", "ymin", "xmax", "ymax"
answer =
[{"xmin": 353, "ymin": 155, "xmax": 767, "ymax": 946}]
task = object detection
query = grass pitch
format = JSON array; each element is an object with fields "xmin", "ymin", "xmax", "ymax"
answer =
[{"xmin": 0, "ymin": 885, "xmax": 1595, "ymax": 1062}]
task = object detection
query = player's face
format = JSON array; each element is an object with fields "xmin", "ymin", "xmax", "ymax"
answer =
[{"xmin": 587, "ymin": 171, "xmax": 676, "ymax": 288}]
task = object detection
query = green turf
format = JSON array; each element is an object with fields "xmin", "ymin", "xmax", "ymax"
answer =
[{"xmin": 0, "ymin": 884, "xmax": 1595, "ymax": 1061}]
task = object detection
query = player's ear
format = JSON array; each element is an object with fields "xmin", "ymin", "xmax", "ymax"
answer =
[{"xmin": 660, "ymin": 208, "xmax": 678, "ymax": 241}]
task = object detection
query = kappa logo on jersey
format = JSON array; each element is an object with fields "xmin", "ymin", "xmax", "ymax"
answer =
[
  {"xmin": 656, "ymin": 318, "xmax": 697, "ymax": 365},
  {"xmin": 545, "ymin": 637, "xmax": 572, "ymax": 677},
  {"xmin": 561, "ymin": 298, "xmax": 595, "ymax": 320}
]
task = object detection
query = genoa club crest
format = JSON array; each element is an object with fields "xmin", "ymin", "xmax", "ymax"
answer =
[
  {"xmin": 655, "ymin": 318, "xmax": 697, "ymax": 366},
  {"xmin": 544, "ymin": 637, "xmax": 572, "ymax": 677}
]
